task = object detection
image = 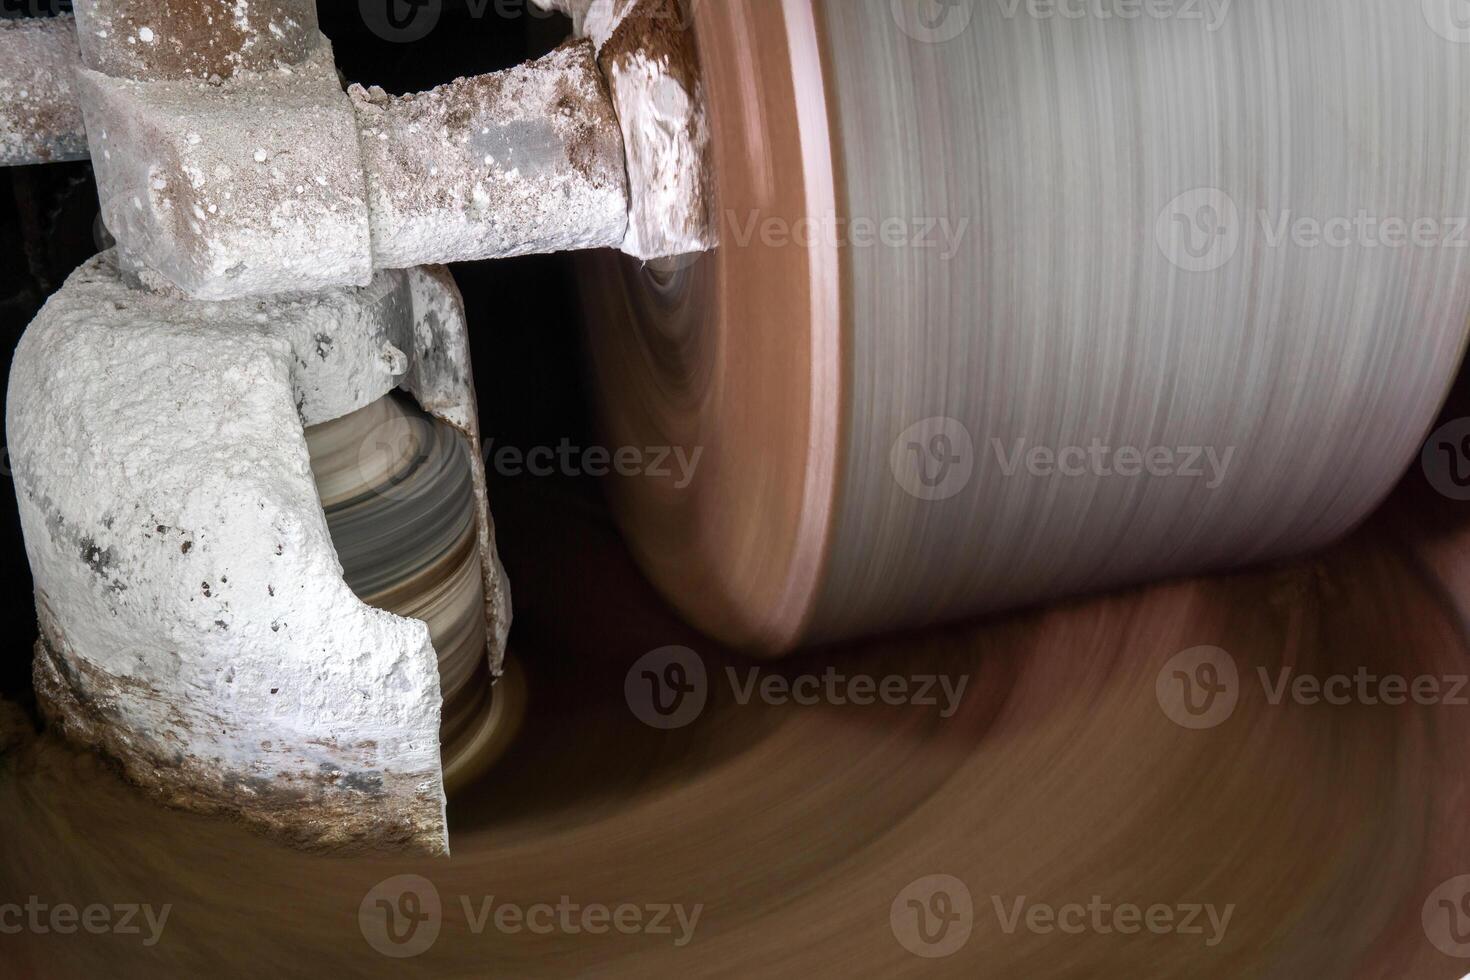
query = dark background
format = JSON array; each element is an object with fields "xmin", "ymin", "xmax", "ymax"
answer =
[{"xmin": 0, "ymin": 2, "xmax": 625, "ymax": 707}]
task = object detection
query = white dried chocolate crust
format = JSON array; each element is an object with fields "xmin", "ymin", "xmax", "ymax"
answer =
[{"xmin": 7, "ymin": 253, "xmax": 509, "ymax": 854}]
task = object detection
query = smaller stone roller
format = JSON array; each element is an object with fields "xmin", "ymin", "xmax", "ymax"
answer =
[
  {"xmin": 8, "ymin": 254, "xmax": 511, "ymax": 854},
  {"xmin": 305, "ymin": 392, "xmax": 508, "ymax": 792}
]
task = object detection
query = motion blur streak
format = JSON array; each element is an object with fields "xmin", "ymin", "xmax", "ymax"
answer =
[{"xmin": 3, "ymin": 447, "xmax": 1468, "ymax": 976}]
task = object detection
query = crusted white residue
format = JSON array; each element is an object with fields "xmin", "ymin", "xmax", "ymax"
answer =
[
  {"xmin": 608, "ymin": 48, "xmax": 714, "ymax": 258},
  {"xmin": 533, "ymin": 0, "xmax": 715, "ymax": 259},
  {"xmin": 348, "ymin": 40, "xmax": 628, "ymax": 269},
  {"xmin": 7, "ymin": 253, "xmax": 509, "ymax": 854},
  {"xmin": 0, "ymin": 15, "xmax": 88, "ymax": 166},
  {"xmin": 79, "ymin": 40, "xmax": 373, "ymax": 300}
]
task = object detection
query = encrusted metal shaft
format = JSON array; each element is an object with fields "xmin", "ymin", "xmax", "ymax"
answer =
[
  {"xmin": 9, "ymin": 0, "xmax": 711, "ymax": 294},
  {"xmin": 349, "ymin": 44, "xmax": 628, "ymax": 270},
  {"xmin": 72, "ymin": 0, "xmax": 632, "ymax": 299}
]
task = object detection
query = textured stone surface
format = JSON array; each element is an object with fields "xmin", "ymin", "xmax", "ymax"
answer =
[
  {"xmin": 80, "ymin": 33, "xmax": 631, "ymax": 300},
  {"xmin": 7, "ymin": 252, "xmax": 510, "ymax": 854},
  {"xmin": 66, "ymin": 0, "xmax": 709, "ymax": 292},
  {"xmin": 0, "ymin": 15, "xmax": 88, "ymax": 166},
  {"xmin": 72, "ymin": 0, "xmax": 319, "ymax": 81},
  {"xmin": 537, "ymin": 0, "xmax": 714, "ymax": 259},
  {"xmin": 79, "ymin": 39, "xmax": 374, "ymax": 300},
  {"xmin": 401, "ymin": 266, "xmax": 514, "ymax": 669},
  {"xmin": 350, "ymin": 39, "xmax": 628, "ymax": 269}
]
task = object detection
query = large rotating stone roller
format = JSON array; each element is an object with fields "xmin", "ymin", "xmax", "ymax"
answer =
[{"xmin": 6, "ymin": 0, "xmax": 1470, "ymax": 859}]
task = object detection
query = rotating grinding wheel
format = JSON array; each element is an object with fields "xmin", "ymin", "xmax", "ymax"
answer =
[
  {"xmin": 305, "ymin": 394, "xmax": 522, "ymax": 794},
  {"xmin": 583, "ymin": 0, "xmax": 1470, "ymax": 653}
]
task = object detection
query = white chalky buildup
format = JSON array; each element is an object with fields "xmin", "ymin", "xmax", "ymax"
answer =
[
  {"xmin": 8, "ymin": 254, "xmax": 510, "ymax": 854},
  {"xmin": 7, "ymin": 1, "xmax": 715, "ymax": 286},
  {"xmin": 535, "ymin": 0, "xmax": 716, "ymax": 259},
  {"xmin": 0, "ymin": 16, "xmax": 89, "ymax": 166},
  {"xmin": 3, "ymin": 0, "xmax": 710, "ymax": 853}
]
